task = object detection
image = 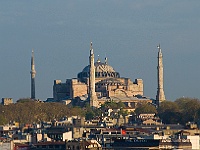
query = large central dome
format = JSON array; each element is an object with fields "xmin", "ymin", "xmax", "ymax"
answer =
[
  {"xmin": 77, "ymin": 58, "xmax": 120, "ymax": 79},
  {"xmin": 82, "ymin": 61, "xmax": 115, "ymax": 73}
]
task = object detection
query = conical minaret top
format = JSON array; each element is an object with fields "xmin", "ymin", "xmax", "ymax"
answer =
[
  {"xmin": 156, "ymin": 44, "xmax": 166, "ymax": 105},
  {"xmin": 31, "ymin": 49, "xmax": 36, "ymax": 78},
  {"xmin": 158, "ymin": 44, "xmax": 162, "ymax": 58},
  {"xmin": 30, "ymin": 49, "xmax": 36, "ymax": 99},
  {"xmin": 90, "ymin": 42, "xmax": 93, "ymax": 55}
]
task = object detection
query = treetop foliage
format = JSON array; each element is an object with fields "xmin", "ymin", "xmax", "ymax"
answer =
[
  {"xmin": 1, "ymin": 97, "xmax": 199, "ymax": 126},
  {"xmin": 0, "ymin": 98, "xmax": 84, "ymax": 125},
  {"xmin": 134, "ymin": 103, "xmax": 157, "ymax": 115},
  {"xmin": 100, "ymin": 100, "xmax": 125, "ymax": 110},
  {"xmin": 158, "ymin": 97, "xmax": 200, "ymax": 124}
]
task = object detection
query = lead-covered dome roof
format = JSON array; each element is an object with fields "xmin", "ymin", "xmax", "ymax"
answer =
[
  {"xmin": 77, "ymin": 59, "xmax": 120, "ymax": 79},
  {"xmin": 82, "ymin": 61, "xmax": 115, "ymax": 73}
]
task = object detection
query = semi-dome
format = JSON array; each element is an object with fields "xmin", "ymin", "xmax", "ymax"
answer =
[{"xmin": 77, "ymin": 58, "xmax": 120, "ymax": 79}]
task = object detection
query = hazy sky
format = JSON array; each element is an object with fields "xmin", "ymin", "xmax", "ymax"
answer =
[{"xmin": 0, "ymin": 0, "xmax": 200, "ymax": 102}]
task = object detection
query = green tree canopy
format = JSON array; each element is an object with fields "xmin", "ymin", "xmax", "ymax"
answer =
[
  {"xmin": 0, "ymin": 100, "xmax": 84, "ymax": 125},
  {"xmin": 157, "ymin": 98, "xmax": 200, "ymax": 124},
  {"xmin": 100, "ymin": 101, "xmax": 125, "ymax": 110},
  {"xmin": 175, "ymin": 97, "xmax": 200, "ymax": 123},
  {"xmin": 134, "ymin": 103, "xmax": 157, "ymax": 115},
  {"xmin": 16, "ymin": 98, "xmax": 34, "ymax": 103},
  {"xmin": 157, "ymin": 101, "xmax": 181, "ymax": 124}
]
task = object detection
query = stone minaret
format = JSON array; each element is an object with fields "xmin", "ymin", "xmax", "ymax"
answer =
[
  {"xmin": 30, "ymin": 49, "xmax": 36, "ymax": 99},
  {"xmin": 156, "ymin": 44, "xmax": 166, "ymax": 105},
  {"xmin": 89, "ymin": 42, "xmax": 98, "ymax": 107}
]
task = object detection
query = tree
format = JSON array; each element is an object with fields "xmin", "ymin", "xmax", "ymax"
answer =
[
  {"xmin": 100, "ymin": 100, "xmax": 124, "ymax": 110},
  {"xmin": 83, "ymin": 104, "xmax": 101, "ymax": 120},
  {"xmin": 70, "ymin": 107, "xmax": 85, "ymax": 117},
  {"xmin": 16, "ymin": 98, "xmax": 33, "ymax": 103},
  {"xmin": 175, "ymin": 97, "xmax": 200, "ymax": 123},
  {"xmin": 117, "ymin": 101, "xmax": 125, "ymax": 109},
  {"xmin": 118, "ymin": 109, "xmax": 129, "ymax": 117},
  {"xmin": 85, "ymin": 111, "xmax": 95, "ymax": 120},
  {"xmin": 0, "ymin": 114, "xmax": 7, "ymax": 125},
  {"xmin": 134, "ymin": 103, "xmax": 157, "ymax": 115},
  {"xmin": 157, "ymin": 101, "xmax": 181, "ymax": 124},
  {"xmin": 0, "ymin": 101, "xmax": 82, "ymax": 124}
]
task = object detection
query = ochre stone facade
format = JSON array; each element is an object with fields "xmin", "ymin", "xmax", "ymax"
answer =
[
  {"xmin": 53, "ymin": 43, "xmax": 151, "ymax": 107},
  {"xmin": 54, "ymin": 63, "xmax": 143, "ymax": 100},
  {"xmin": 2, "ymin": 98, "xmax": 13, "ymax": 105},
  {"xmin": 53, "ymin": 60, "xmax": 144, "ymax": 102}
]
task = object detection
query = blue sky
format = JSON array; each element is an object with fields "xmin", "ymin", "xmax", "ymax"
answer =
[{"xmin": 0, "ymin": 0, "xmax": 200, "ymax": 102}]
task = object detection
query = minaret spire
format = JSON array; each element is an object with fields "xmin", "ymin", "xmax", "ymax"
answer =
[
  {"xmin": 156, "ymin": 44, "xmax": 166, "ymax": 105},
  {"xmin": 105, "ymin": 57, "xmax": 108, "ymax": 64},
  {"xmin": 30, "ymin": 49, "xmax": 36, "ymax": 99},
  {"xmin": 105, "ymin": 53, "xmax": 108, "ymax": 64},
  {"xmin": 89, "ymin": 42, "xmax": 98, "ymax": 107},
  {"xmin": 90, "ymin": 42, "xmax": 93, "ymax": 54}
]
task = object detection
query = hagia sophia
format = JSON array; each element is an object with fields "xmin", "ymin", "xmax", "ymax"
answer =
[{"xmin": 36, "ymin": 42, "xmax": 166, "ymax": 109}]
